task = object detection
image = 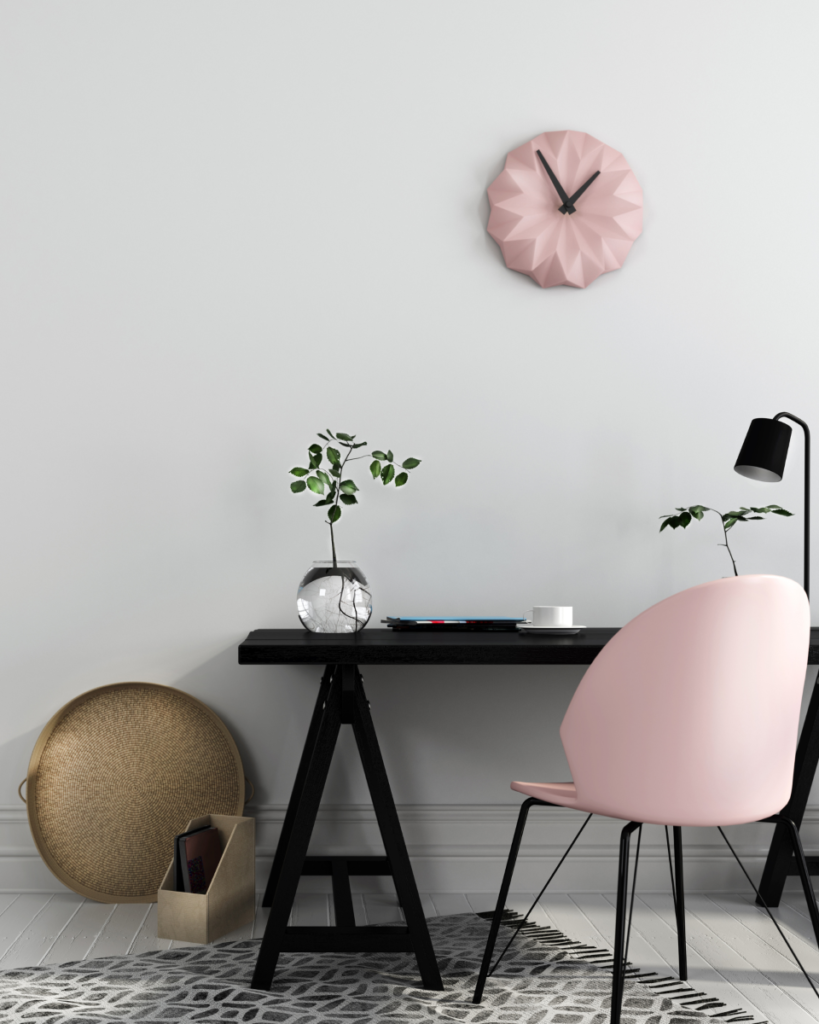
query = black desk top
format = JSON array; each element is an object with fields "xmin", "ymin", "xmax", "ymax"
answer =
[
  {"xmin": 239, "ymin": 627, "xmax": 819, "ymax": 667},
  {"xmin": 239, "ymin": 628, "xmax": 618, "ymax": 665}
]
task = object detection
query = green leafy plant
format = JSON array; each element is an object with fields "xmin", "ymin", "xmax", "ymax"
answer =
[
  {"xmin": 659, "ymin": 504, "xmax": 793, "ymax": 576},
  {"xmin": 289, "ymin": 430, "xmax": 421, "ymax": 566}
]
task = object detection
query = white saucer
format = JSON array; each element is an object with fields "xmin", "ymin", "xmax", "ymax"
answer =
[{"xmin": 516, "ymin": 623, "xmax": 584, "ymax": 635}]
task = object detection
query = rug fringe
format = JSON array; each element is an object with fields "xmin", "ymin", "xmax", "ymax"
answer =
[{"xmin": 477, "ymin": 909, "xmax": 770, "ymax": 1024}]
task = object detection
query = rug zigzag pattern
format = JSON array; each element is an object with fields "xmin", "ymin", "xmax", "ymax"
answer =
[{"xmin": 0, "ymin": 911, "xmax": 769, "ymax": 1023}]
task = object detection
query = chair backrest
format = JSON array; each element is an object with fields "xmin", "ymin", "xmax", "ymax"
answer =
[{"xmin": 560, "ymin": 575, "xmax": 810, "ymax": 826}]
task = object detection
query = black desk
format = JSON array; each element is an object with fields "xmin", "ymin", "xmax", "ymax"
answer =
[{"xmin": 239, "ymin": 626, "xmax": 819, "ymax": 989}]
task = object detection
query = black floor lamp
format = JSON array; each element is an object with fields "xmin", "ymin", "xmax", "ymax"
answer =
[{"xmin": 733, "ymin": 411, "xmax": 816, "ymax": 905}]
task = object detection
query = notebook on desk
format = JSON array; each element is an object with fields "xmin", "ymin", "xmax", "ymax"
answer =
[{"xmin": 382, "ymin": 617, "xmax": 525, "ymax": 632}]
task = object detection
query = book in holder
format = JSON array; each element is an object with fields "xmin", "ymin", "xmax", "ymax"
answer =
[{"xmin": 174, "ymin": 825, "xmax": 222, "ymax": 894}]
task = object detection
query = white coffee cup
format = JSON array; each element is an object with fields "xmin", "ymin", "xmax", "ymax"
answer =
[{"xmin": 530, "ymin": 606, "xmax": 573, "ymax": 628}]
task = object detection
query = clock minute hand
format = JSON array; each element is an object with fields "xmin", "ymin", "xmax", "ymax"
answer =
[
  {"xmin": 536, "ymin": 149, "xmax": 574, "ymax": 214},
  {"xmin": 566, "ymin": 170, "xmax": 601, "ymax": 210}
]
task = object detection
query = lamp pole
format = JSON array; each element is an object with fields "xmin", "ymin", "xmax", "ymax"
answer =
[{"xmin": 773, "ymin": 412, "xmax": 810, "ymax": 597}]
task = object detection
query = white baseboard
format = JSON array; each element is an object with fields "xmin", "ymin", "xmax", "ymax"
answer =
[{"xmin": 2, "ymin": 804, "xmax": 818, "ymax": 895}]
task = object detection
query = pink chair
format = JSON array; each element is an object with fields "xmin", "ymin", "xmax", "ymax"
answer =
[{"xmin": 473, "ymin": 575, "xmax": 819, "ymax": 1022}]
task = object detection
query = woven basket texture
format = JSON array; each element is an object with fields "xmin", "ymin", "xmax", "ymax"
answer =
[{"xmin": 28, "ymin": 683, "xmax": 244, "ymax": 902}]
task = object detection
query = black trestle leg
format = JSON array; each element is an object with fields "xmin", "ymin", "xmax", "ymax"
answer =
[
  {"xmin": 251, "ymin": 669, "xmax": 343, "ymax": 990},
  {"xmin": 472, "ymin": 798, "xmax": 539, "ymax": 1004},
  {"xmin": 777, "ymin": 815, "xmax": 819, "ymax": 948},
  {"xmin": 251, "ymin": 663, "xmax": 444, "ymax": 992},
  {"xmin": 611, "ymin": 822, "xmax": 641, "ymax": 1024},
  {"xmin": 758, "ymin": 679, "xmax": 819, "ymax": 908},
  {"xmin": 673, "ymin": 826, "xmax": 687, "ymax": 981},
  {"xmin": 261, "ymin": 667, "xmax": 334, "ymax": 908},
  {"xmin": 350, "ymin": 669, "xmax": 442, "ymax": 990}
]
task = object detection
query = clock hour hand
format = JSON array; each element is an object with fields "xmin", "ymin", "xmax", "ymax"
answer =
[
  {"xmin": 565, "ymin": 170, "xmax": 601, "ymax": 210},
  {"xmin": 536, "ymin": 149, "xmax": 574, "ymax": 214}
]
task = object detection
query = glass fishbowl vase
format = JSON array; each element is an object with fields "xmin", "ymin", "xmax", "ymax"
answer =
[{"xmin": 297, "ymin": 561, "xmax": 372, "ymax": 633}]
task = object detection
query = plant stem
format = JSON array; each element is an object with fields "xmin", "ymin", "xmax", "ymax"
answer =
[
  {"xmin": 711, "ymin": 508, "xmax": 738, "ymax": 576},
  {"xmin": 325, "ymin": 441, "xmax": 355, "ymax": 568},
  {"xmin": 722, "ymin": 519, "xmax": 738, "ymax": 576}
]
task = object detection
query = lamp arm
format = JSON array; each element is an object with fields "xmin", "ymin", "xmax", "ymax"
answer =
[{"xmin": 775, "ymin": 412, "xmax": 810, "ymax": 599}]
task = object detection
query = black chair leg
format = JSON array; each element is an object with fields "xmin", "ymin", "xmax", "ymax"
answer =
[
  {"xmin": 721, "ymin": 821, "xmax": 819, "ymax": 1002},
  {"xmin": 611, "ymin": 821, "xmax": 641, "ymax": 1024},
  {"xmin": 673, "ymin": 826, "xmax": 688, "ymax": 981},
  {"xmin": 776, "ymin": 814, "xmax": 819, "ymax": 948},
  {"xmin": 472, "ymin": 798, "xmax": 538, "ymax": 1004}
]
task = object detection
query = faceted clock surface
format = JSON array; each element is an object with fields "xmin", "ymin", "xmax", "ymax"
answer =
[{"xmin": 487, "ymin": 130, "xmax": 643, "ymax": 289}]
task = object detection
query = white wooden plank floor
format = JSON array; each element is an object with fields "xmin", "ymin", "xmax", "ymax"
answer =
[{"xmin": 0, "ymin": 890, "xmax": 817, "ymax": 1021}]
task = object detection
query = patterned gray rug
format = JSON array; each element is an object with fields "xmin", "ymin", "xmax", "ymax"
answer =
[{"xmin": 0, "ymin": 910, "xmax": 766, "ymax": 1023}]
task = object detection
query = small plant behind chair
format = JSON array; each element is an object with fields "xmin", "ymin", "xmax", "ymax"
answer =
[{"xmin": 660, "ymin": 504, "xmax": 793, "ymax": 576}]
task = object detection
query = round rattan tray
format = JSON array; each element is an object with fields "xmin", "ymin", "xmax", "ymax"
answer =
[{"xmin": 26, "ymin": 682, "xmax": 245, "ymax": 903}]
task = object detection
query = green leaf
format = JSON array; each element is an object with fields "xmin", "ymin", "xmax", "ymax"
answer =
[
  {"xmin": 724, "ymin": 517, "xmax": 738, "ymax": 530},
  {"xmin": 386, "ymin": 450, "xmax": 394, "ymax": 462},
  {"xmin": 772, "ymin": 508, "xmax": 794, "ymax": 516},
  {"xmin": 659, "ymin": 519, "xmax": 671, "ymax": 532},
  {"xmin": 306, "ymin": 476, "xmax": 325, "ymax": 495},
  {"xmin": 679, "ymin": 512, "xmax": 691, "ymax": 528},
  {"xmin": 352, "ymin": 441, "xmax": 368, "ymax": 448},
  {"xmin": 371, "ymin": 450, "xmax": 388, "ymax": 460},
  {"xmin": 340, "ymin": 480, "xmax": 358, "ymax": 494},
  {"xmin": 330, "ymin": 464, "xmax": 341, "ymax": 477},
  {"xmin": 340, "ymin": 494, "xmax": 358, "ymax": 505},
  {"xmin": 326, "ymin": 429, "xmax": 336, "ymax": 439},
  {"xmin": 313, "ymin": 498, "xmax": 333, "ymax": 506},
  {"xmin": 395, "ymin": 472, "xmax": 408, "ymax": 487},
  {"xmin": 308, "ymin": 452, "xmax": 322, "ymax": 469},
  {"xmin": 327, "ymin": 447, "xmax": 341, "ymax": 465},
  {"xmin": 381, "ymin": 464, "xmax": 395, "ymax": 485},
  {"xmin": 308, "ymin": 443, "xmax": 322, "ymax": 454},
  {"xmin": 290, "ymin": 467, "xmax": 309, "ymax": 477},
  {"xmin": 316, "ymin": 470, "xmax": 331, "ymax": 487},
  {"xmin": 336, "ymin": 432, "xmax": 354, "ymax": 441},
  {"xmin": 370, "ymin": 460, "xmax": 381, "ymax": 479},
  {"xmin": 328, "ymin": 505, "xmax": 341, "ymax": 523},
  {"xmin": 747, "ymin": 515, "xmax": 764, "ymax": 520},
  {"xmin": 688, "ymin": 504, "xmax": 709, "ymax": 519},
  {"xmin": 317, "ymin": 433, "xmax": 330, "ymax": 441},
  {"xmin": 401, "ymin": 457, "xmax": 421, "ymax": 469},
  {"xmin": 290, "ymin": 480, "xmax": 307, "ymax": 493}
]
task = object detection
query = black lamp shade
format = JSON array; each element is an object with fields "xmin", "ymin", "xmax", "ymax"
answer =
[{"xmin": 734, "ymin": 417, "xmax": 792, "ymax": 482}]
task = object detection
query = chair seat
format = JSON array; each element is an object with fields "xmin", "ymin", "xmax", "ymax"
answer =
[
  {"xmin": 511, "ymin": 778, "xmax": 791, "ymax": 826},
  {"xmin": 511, "ymin": 781, "xmax": 581, "ymax": 808}
]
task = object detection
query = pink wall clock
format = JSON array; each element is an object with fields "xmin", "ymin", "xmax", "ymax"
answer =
[{"xmin": 487, "ymin": 130, "xmax": 643, "ymax": 289}]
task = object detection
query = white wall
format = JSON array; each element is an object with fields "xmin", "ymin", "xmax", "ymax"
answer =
[{"xmin": 2, "ymin": 0, "xmax": 818, "ymax": 893}]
